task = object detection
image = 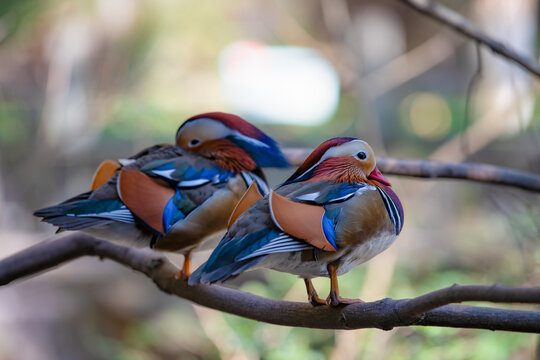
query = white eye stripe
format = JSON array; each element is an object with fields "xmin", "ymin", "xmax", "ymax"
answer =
[
  {"xmin": 177, "ymin": 118, "xmax": 232, "ymax": 144},
  {"xmin": 323, "ymin": 140, "xmax": 367, "ymax": 159},
  {"xmin": 179, "ymin": 119, "xmax": 268, "ymax": 149}
]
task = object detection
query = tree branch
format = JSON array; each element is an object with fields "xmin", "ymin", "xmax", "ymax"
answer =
[
  {"xmin": 2, "ymin": 233, "xmax": 539, "ymax": 333},
  {"xmin": 395, "ymin": 0, "xmax": 540, "ymax": 77},
  {"xmin": 283, "ymin": 149, "xmax": 540, "ymax": 192}
]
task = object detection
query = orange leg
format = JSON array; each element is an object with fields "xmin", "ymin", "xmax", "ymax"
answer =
[
  {"xmin": 326, "ymin": 263, "xmax": 364, "ymax": 307},
  {"xmin": 304, "ymin": 279, "xmax": 326, "ymax": 307},
  {"xmin": 175, "ymin": 250, "xmax": 192, "ymax": 280}
]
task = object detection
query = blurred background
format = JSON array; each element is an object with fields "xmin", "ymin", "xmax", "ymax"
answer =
[{"xmin": 0, "ymin": 0, "xmax": 539, "ymax": 359}]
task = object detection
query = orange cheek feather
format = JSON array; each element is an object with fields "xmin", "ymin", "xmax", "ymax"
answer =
[
  {"xmin": 310, "ymin": 157, "xmax": 365, "ymax": 183},
  {"xmin": 196, "ymin": 139, "xmax": 257, "ymax": 172}
]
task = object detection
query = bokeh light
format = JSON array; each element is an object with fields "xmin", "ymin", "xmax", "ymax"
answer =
[
  {"xmin": 219, "ymin": 41, "xmax": 340, "ymax": 126},
  {"xmin": 400, "ymin": 92, "xmax": 452, "ymax": 141}
]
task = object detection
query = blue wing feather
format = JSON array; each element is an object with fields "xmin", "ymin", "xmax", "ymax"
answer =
[
  {"xmin": 34, "ymin": 199, "xmax": 136, "ymax": 230},
  {"xmin": 321, "ymin": 213, "xmax": 337, "ymax": 249},
  {"xmin": 293, "ymin": 183, "xmax": 365, "ymax": 205},
  {"xmin": 162, "ymin": 197, "xmax": 179, "ymax": 232},
  {"xmin": 323, "ymin": 183, "xmax": 364, "ymax": 203},
  {"xmin": 142, "ymin": 159, "xmax": 234, "ymax": 188},
  {"xmin": 227, "ymin": 134, "xmax": 289, "ymax": 168},
  {"xmin": 189, "ymin": 228, "xmax": 311, "ymax": 284}
]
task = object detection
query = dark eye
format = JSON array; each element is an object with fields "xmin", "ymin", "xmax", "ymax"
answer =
[
  {"xmin": 356, "ymin": 151, "xmax": 367, "ymax": 160},
  {"xmin": 189, "ymin": 139, "xmax": 201, "ymax": 147}
]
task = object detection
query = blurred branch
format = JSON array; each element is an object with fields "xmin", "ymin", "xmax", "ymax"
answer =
[
  {"xmin": 283, "ymin": 149, "xmax": 540, "ymax": 192},
  {"xmin": 361, "ymin": 32, "xmax": 459, "ymax": 99},
  {"xmin": 1, "ymin": 234, "xmax": 539, "ymax": 333},
  {"xmin": 395, "ymin": 0, "xmax": 540, "ymax": 77},
  {"xmin": 461, "ymin": 41, "xmax": 483, "ymax": 157}
]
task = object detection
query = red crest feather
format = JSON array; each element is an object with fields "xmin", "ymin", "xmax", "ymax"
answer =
[{"xmin": 181, "ymin": 112, "xmax": 264, "ymax": 140}]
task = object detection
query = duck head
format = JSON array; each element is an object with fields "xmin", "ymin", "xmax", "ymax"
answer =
[
  {"xmin": 176, "ymin": 112, "xmax": 289, "ymax": 172},
  {"xmin": 283, "ymin": 137, "xmax": 391, "ymax": 186}
]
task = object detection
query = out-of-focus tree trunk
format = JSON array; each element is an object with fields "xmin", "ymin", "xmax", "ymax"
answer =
[
  {"xmin": 40, "ymin": 16, "xmax": 96, "ymax": 151},
  {"xmin": 473, "ymin": 0, "xmax": 537, "ymax": 128},
  {"xmin": 432, "ymin": 0, "xmax": 538, "ymax": 162},
  {"xmin": 0, "ymin": 164, "xmax": 4, "ymax": 227}
]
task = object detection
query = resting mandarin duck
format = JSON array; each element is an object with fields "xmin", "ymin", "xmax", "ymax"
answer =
[
  {"xmin": 189, "ymin": 137, "xmax": 403, "ymax": 306},
  {"xmin": 34, "ymin": 112, "xmax": 288, "ymax": 278}
]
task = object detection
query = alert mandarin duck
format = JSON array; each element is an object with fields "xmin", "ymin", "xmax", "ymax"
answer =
[
  {"xmin": 34, "ymin": 112, "xmax": 289, "ymax": 278},
  {"xmin": 188, "ymin": 137, "xmax": 403, "ymax": 306}
]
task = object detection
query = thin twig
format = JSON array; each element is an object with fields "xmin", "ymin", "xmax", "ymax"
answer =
[
  {"xmin": 1, "ymin": 234, "xmax": 539, "ymax": 333},
  {"xmin": 283, "ymin": 149, "xmax": 540, "ymax": 192},
  {"xmin": 462, "ymin": 41, "xmax": 483, "ymax": 157},
  {"xmin": 395, "ymin": 0, "xmax": 540, "ymax": 77}
]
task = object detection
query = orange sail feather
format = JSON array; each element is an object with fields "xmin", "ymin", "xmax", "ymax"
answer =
[
  {"xmin": 227, "ymin": 182, "xmax": 264, "ymax": 229},
  {"xmin": 269, "ymin": 191, "xmax": 337, "ymax": 251},
  {"xmin": 117, "ymin": 169, "xmax": 174, "ymax": 234},
  {"xmin": 90, "ymin": 159, "xmax": 121, "ymax": 190}
]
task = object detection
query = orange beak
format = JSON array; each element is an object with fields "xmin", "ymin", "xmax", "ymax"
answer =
[{"xmin": 368, "ymin": 166, "xmax": 391, "ymax": 186}]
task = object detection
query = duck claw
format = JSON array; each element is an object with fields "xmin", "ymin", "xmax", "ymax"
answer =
[
  {"xmin": 308, "ymin": 295, "xmax": 327, "ymax": 307},
  {"xmin": 326, "ymin": 294, "xmax": 364, "ymax": 307},
  {"xmin": 174, "ymin": 269, "xmax": 190, "ymax": 280}
]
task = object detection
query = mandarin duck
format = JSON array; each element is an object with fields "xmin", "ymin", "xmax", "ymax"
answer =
[
  {"xmin": 34, "ymin": 112, "xmax": 288, "ymax": 278},
  {"xmin": 189, "ymin": 137, "xmax": 403, "ymax": 306}
]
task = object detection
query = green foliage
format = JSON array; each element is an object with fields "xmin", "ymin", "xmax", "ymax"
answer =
[
  {"xmin": 386, "ymin": 327, "xmax": 532, "ymax": 360},
  {"xmin": 0, "ymin": 0, "xmax": 47, "ymax": 44},
  {"xmin": 101, "ymin": 97, "xmax": 184, "ymax": 143},
  {"xmin": 0, "ymin": 99, "xmax": 29, "ymax": 146}
]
